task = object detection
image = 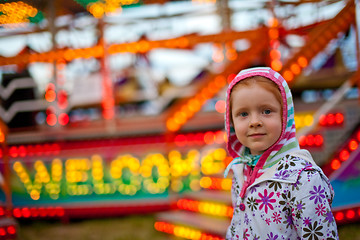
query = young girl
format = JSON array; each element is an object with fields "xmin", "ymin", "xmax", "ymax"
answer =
[{"xmin": 224, "ymin": 67, "xmax": 338, "ymax": 240}]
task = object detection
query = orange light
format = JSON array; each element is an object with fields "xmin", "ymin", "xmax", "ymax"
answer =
[
  {"xmin": 268, "ymin": 28, "xmax": 279, "ymax": 39},
  {"xmin": 290, "ymin": 63, "xmax": 301, "ymax": 75},
  {"xmin": 0, "ymin": 130, "xmax": 5, "ymax": 143},
  {"xmin": 270, "ymin": 49, "xmax": 281, "ymax": 60},
  {"xmin": 215, "ymin": 131, "xmax": 225, "ymax": 144},
  {"xmin": 268, "ymin": 18, "xmax": 279, "ymax": 27},
  {"xmin": 330, "ymin": 159, "xmax": 341, "ymax": 170},
  {"xmin": 45, "ymin": 89, "xmax": 56, "ymax": 102},
  {"xmin": 166, "ymin": 119, "xmax": 180, "ymax": 132},
  {"xmin": 283, "ymin": 70, "xmax": 294, "ymax": 82},
  {"xmin": 204, "ymin": 131, "xmax": 215, "ymax": 145},
  {"xmin": 349, "ymin": 140, "xmax": 358, "ymax": 151},
  {"xmin": 214, "ymin": 75, "xmax": 226, "ymax": 88},
  {"xmin": 297, "ymin": 56, "xmax": 308, "ymax": 68},
  {"xmin": 271, "ymin": 60, "xmax": 282, "ymax": 71},
  {"xmin": 188, "ymin": 99, "xmax": 201, "ymax": 112}
]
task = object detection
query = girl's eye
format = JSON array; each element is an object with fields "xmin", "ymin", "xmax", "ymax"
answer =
[
  {"xmin": 240, "ymin": 112, "xmax": 248, "ymax": 117},
  {"xmin": 263, "ymin": 109, "xmax": 271, "ymax": 114}
]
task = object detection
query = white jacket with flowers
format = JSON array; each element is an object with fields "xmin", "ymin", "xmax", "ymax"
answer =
[{"xmin": 226, "ymin": 150, "xmax": 338, "ymax": 240}]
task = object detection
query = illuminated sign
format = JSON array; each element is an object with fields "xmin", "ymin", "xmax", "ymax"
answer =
[{"xmin": 3, "ymin": 148, "xmax": 227, "ymax": 206}]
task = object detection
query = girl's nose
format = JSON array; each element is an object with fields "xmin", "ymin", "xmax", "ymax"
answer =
[{"xmin": 249, "ymin": 115, "xmax": 262, "ymax": 128}]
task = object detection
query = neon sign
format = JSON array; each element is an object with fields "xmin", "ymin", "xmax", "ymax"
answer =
[{"xmin": 7, "ymin": 148, "xmax": 227, "ymax": 205}]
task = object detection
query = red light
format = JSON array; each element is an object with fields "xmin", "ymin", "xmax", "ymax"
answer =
[
  {"xmin": 320, "ymin": 113, "xmax": 344, "ymax": 127},
  {"xmin": 57, "ymin": 90, "xmax": 68, "ymax": 109},
  {"xmin": 9, "ymin": 146, "xmax": 18, "ymax": 158},
  {"xmin": 46, "ymin": 106, "xmax": 55, "ymax": 115},
  {"xmin": 22, "ymin": 208, "xmax": 31, "ymax": 218},
  {"xmin": 299, "ymin": 138, "xmax": 307, "ymax": 147},
  {"xmin": 43, "ymin": 144, "xmax": 51, "ymax": 155},
  {"xmin": 327, "ymin": 114, "xmax": 335, "ymax": 125},
  {"xmin": 315, "ymin": 135, "xmax": 324, "ymax": 146},
  {"xmin": 186, "ymin": 133, "xmax": 195, "ymax": 145},
  {"xmin": 335, "ymin": 113, "xmax": 344, "ymax": 124},
  {"xmin": 7, "ymin": 226, "xmax": 16, "ymax": 235},
  {"xmin": 331, "ymin": 159, "xmax": 341, "ymax": 170},
  {"xmin": 319, "ymin": 115, "xmax": 327, "ymax": 126},
  {"xmin": 48, "ymin": 207, "xmax": 56, "ymax": 217},
  {"xmin": 306, "ymin": 135, "xmax": 314, "ymax": 146},
  {"xmin": 26, "ymin": 145, "xmax": 34, "ymax": 156},
  {"xmin": 339, "ymin": 150, "xmax": 349, "ymax": 161},
  {"xmin": 349, "ymin": 140, "xmax": 358, "ymax": 151},
  {"xmin": 39, "ymin": 207, "xmax": 47, "ymax": 217},
  {"xmin": 46, "ymin": 113, "xmax": 57, "ymax": 126},
  {"xmin": 59, "ymin": 113, "xmax": 69, "ymax": 126},
  {"xmin": 30, "ymin": 208, "xmax": 38, "ymax": 217},
  {"xmin": 346, "ymin": 210, "xmax": 355, "ymax": 219},
  {"xmin": 195, "ymin": 133, "xmax": 204, "ymax": 145},
  {"xmin": 18, "ymin": 145, "xmax": 26, "ymax": 157},
  {"xmin": 175, "ymin": 134, "xmax": 187, "ymax": 147},
  {"xmin": 12, "ymin": 208, "xmax": 21, "ymax": 218},
  {"xmin": 35, "ymin": 144, "xmax": 43, "ymax": 156},
  {"xmin": 0, "ymin": 207, "xmax": 4, "ymax": 216},
  {"xmin": 335, "ymin": 212, "xmax": 344, "ymax": 221},
  {"xmin": 0, "ymin": 228, "xmax": 5, "ymax": 236}
]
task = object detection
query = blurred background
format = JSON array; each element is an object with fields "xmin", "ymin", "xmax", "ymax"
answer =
[{"xmin": 0, "ymin": 0, "xmax": 359, "ymax": 239}]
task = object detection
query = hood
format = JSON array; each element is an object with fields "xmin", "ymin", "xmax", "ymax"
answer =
[{"xmin": 225, "ymin": 67, "xmax": 300, "ymax": 170}]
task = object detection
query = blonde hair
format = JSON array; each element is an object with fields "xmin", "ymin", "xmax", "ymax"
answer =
[{"xmin": 229, "ymin": 76, "xmax": 283, "ymax": 122}]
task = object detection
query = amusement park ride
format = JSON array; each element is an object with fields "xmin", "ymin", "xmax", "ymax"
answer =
[{"xmin": 0, "ymin": 0, "xmax": 359, "ymax": 239}]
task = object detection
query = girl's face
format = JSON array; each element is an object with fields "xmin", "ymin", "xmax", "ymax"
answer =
[{"xmin": 231, "ymin": 83, "xmax": 282, "ymax": 155}]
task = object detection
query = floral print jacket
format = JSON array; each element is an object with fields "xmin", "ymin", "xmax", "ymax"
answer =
[{"xmin": 226, "ymin": 150, "xmax": 339, "ymax": 240}]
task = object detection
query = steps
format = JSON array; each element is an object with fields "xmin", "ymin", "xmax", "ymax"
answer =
[{"xmin": 155, "ymin": 190, "xmax": 232, "ymax": 240}]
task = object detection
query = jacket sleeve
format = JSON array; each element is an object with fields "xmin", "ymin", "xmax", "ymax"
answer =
[{"xmin": 291, "ymin": 169, "xmax": 339, "ymax": 240}]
